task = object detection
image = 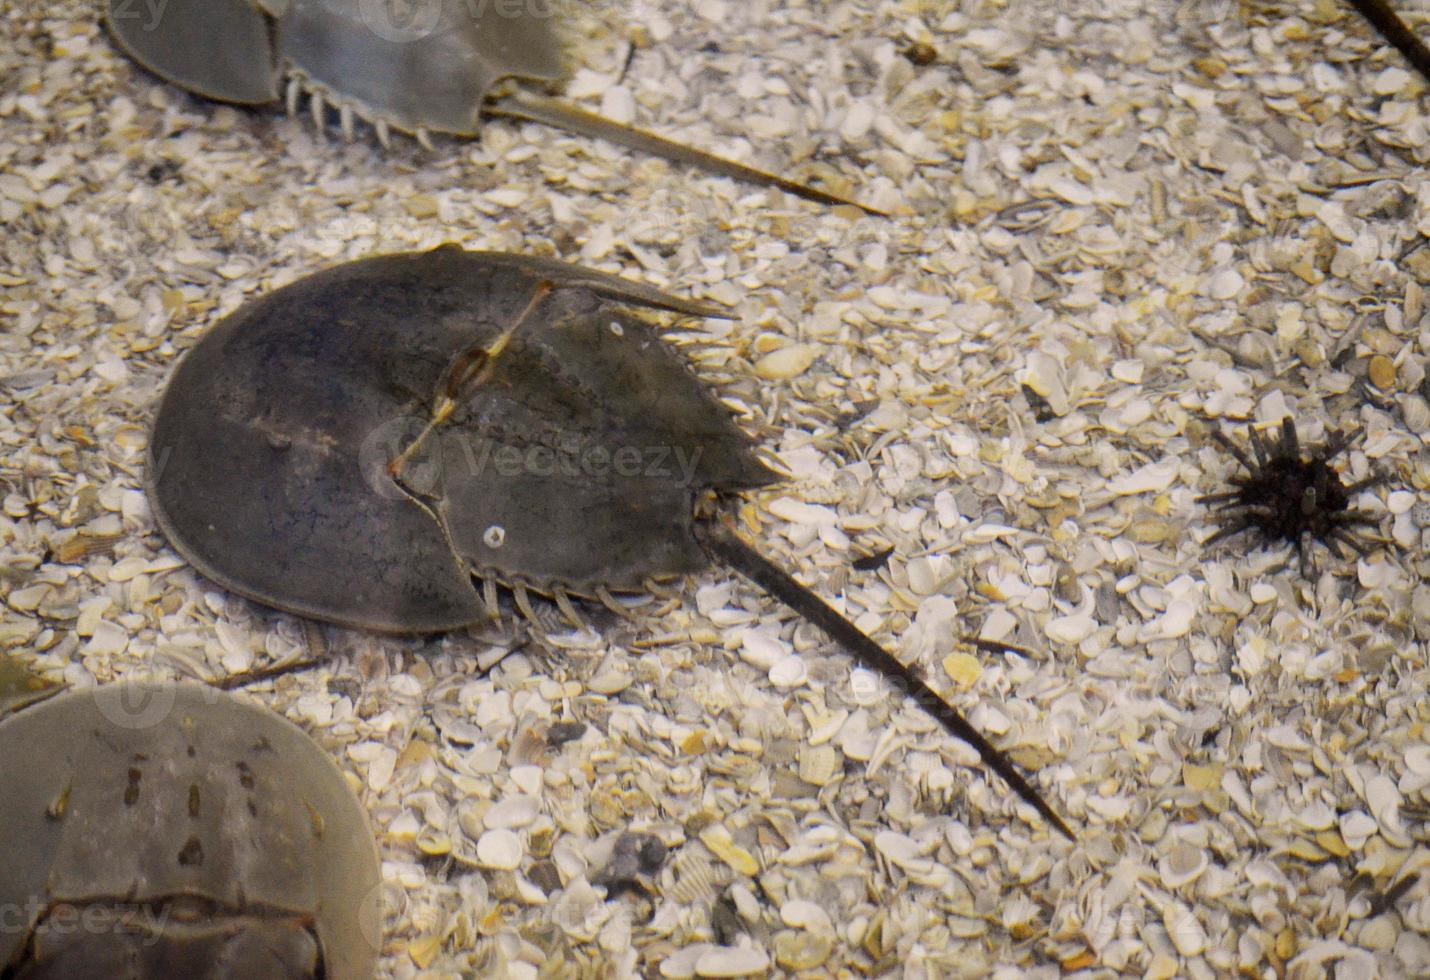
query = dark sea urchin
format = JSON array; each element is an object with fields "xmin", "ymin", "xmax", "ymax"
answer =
[{"xmin": 1199, "ymin": 417, "xmax": 1385, "ymax": 570}]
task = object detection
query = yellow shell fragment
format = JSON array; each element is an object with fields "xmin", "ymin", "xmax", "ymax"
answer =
[
  {"xmin": 1368, "ymin": 355, "xmax": 1397, "ymax": 389},
  {"xmin": 1183, "ymin": 762, "xmax": 1223, "ymax": 792},
  {"xmin": 699, "ymin": 824, "xmax": 760, "ymax": 877},
  {"xmin": 754, "ymin": 344, "xmax": 819, "ymax": 380},
  {"xmin": 942, "ymin": 652, "xmax": 983, "ymax": 690},
  {"xmin": 774, "ymin": 930, "xmax": 834, "ymax": 971},
  {"xmin": 407, "ymin": 934, "xmax": 442, "ymax": 969}
]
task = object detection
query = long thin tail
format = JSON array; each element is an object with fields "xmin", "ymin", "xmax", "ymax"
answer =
[
  {"xmin": 696, "ymin": 520, "xmax": 1074, "ymax": 842},
  {"xmin": 486, "ymin": 89, "xmax": 888, "ymax": 216},
  {"xmin": 1344, "ymin": 0, "xmax": 1430, "ymax": 82}
]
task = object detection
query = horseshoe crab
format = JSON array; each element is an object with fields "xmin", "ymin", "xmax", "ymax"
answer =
[
  {"xmin": 102, "ymin": 0, "xmax": 884, "ymax": 213},
  {"xmin": 146, "ymin": 245, "xmax": 1071, "ymax": 840},
  {"xmin": 0, "ymin": 679, "xmax": 382, "ymax": 979}
]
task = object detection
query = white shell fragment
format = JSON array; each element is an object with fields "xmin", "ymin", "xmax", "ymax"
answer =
[
  {"xmin": 767, "ymin": 654, "xmax": 808, "ymax": 689},
  {"xmin": 1107, "ymin": 457, "xmax": 1180, "ymax": 495},
  {"xmin": 475, "ymin": 829, "xmax": 523, "ymax": 870},
  {"xmin": 694, "ymin": 946, "xmax": 770, "ymax": 977}
]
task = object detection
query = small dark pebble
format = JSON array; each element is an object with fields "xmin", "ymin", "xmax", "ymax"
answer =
[
  {"xmin": 145, "ymin": 160, "xmax": 181, "ymax": 183},
  {"xmin": 527, "ymin": 859, "xmax": 563, "ymax": 895},
  {"xmin": 635, "ymin": 835, "xmax": 668, "ymax": 873},
  {"xmin": 834, "ymin": 398, "xmax": 879, "ymax": 429},
  {"xmin": 902, "ymin": 41, "xmax": 938, "ymax": 65},
  {"xmin": 546, "ymin": 720, "xmax": 587, "ymax": 747},
  {"xmin": 593, "ymin": 831, "xmax": 669, "ymax": 889},
  {"xmin": 851, "ymin": 545, "xmax": 895, "ymax": 572},
  {"xmin": 1021, "ymin": 385, "xmax": 1057, "ymax": 422},
  {"xmin": 711, "ymin": 893, "xmax": 745, "ymax": 945}
]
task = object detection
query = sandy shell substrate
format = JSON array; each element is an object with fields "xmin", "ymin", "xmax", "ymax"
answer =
[{"xmin": 3, "ymin": 0, "xmax": 1430, "ymax": 976}]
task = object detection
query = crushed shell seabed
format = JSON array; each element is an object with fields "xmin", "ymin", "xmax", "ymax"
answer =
[{"xmin": 3, "ymin": 0, "xmax": 1430, "ymax": 976}]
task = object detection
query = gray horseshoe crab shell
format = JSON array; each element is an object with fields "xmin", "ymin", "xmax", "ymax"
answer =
[
  {"xmin": 145, "ymin": 245, "xmax": 1071, "ymax": 840},
  {"xmin": 102, "ymin": 0, "xmax": 886, "ymax": 214},
  {"xmin": 0, "ymin": 681, "xmax": 382, "ymax": 980}
]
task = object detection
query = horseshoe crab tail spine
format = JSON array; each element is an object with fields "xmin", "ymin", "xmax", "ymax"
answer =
[
  {"xmin": 695, "ymin": 520, "xmax": 1075, "ymax": 842},
  {"xmin": 1344, "ymin": 0, "xmax": 1430, "ymax": 83},
  {"xmin": 486, "ymin": 89, "xmax": 888, "ymax": 217}
]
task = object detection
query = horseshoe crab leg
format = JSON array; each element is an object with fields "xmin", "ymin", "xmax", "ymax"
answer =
[
  {"xmin": 0, "ymin": 653, "xmax": 63, "ymax": 717},
  {"xmin": 695, "ymin": 519, "xmax": 1075, "ymax": 841},
  {"xmin": 487, "ymin": 89, "xmax": 888, "ymax": 216}
]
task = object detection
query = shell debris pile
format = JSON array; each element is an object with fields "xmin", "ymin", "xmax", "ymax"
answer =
[{"xmin": 2, "ymin": 0, "xmax": 1429, "ymax": 976}]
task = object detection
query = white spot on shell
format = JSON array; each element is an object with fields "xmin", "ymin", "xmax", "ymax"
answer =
[
  {"xmin": 483, "ymin": 525, "xmax": 505, "ymax": 548},
  {"xmin": 608, "ymin": 320, "xmax": 624, "ymax": 337}
]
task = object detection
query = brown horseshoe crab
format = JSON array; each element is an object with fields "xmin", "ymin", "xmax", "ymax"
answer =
[
  {"xmin": 102, "ymin": 0, "xmax": 885, "ymax": 214},
  {"xmin": 0, "ymin": 679, "xmax": 382, "ymax": 979},
  {"xmin": 146, "ymin": 245, "xmax": 1071, "ymax": 840}
]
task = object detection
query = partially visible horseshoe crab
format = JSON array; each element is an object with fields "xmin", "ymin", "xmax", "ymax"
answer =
[
  {"xmin": 0, "ymin": 679, "xmax": 382, "ymax": 979},
  {"xmin": 103, "ymin": 0, "xmax": 884, "ymax": 213},
  {"xmin": 146, "ymin": 245, "xmax": 1071, "ymax": 840}
]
